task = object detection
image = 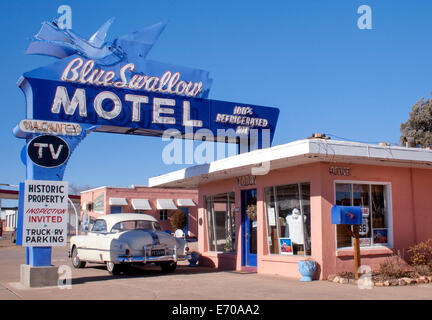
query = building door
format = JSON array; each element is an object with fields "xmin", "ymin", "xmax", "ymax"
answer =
[
  {"xmin": 110, "ymin": 206, "xmax": 122, "ymax": 214},
  {"xmin": 241, "ymin": 189, "xmax": 257, "ymax": 267},
  {"xmin": 179, "ymin": 207, "xmax": 189, "ymax": 236}
]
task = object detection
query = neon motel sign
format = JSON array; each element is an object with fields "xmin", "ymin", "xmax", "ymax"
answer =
[
  {"xmin": 14, "ymin": 18, "xmax": 280, "ymax": 266},
  {"xmin": 14, "ymin": 18, "xmax": 282, "ymax": 179},
  {"xmin": 17, "ymin": 18, "xmax": 278, "ymax": 143},
  {"xmin": 20, "ymin": 58, "xmax": 278, "ymax": 141}
]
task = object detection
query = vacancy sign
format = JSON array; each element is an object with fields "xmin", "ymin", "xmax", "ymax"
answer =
[{"xmin": 22, "ymin": 180, "xmax": 68, "ymax": 246}]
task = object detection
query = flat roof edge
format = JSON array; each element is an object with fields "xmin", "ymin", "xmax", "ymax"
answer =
[{"xmin": 148, "ymin": 139, "xmax": 432, "ymax": 188}]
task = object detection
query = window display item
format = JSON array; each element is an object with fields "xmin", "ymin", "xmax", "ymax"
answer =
[
  {"xmin": 279, "ymin": 238, "xmax": 293, "ymax": 255},
  {"xmin": 285, "ymin": 208, "xmax": 306, "ymax": 245}
]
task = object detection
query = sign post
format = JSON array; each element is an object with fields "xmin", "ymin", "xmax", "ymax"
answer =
[
  {"xmin": 15, "ymin": 125, "xmax": 92, "ymax": 286},
  {"xmin": 342, "ymin": 224, "xmax": 361, "ymax": 280},
  {"xmin": 352, "ymin": 225, "xmax": 361, "ymax": 279}
]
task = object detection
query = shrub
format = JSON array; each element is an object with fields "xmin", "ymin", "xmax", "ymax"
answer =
[
  {"xmin": 170, "ymin": 209, "xmax": 187, "ymax": 230},
  {"xmin": 379, "ymin": 253, "xmax": 407, "ymax": 280},
  {"xmin": 407, "ymin": 238, "xmax": 432, "ymax": 267},
  {"xmin": 413, "ymin": 264, "xmax": 432, "ymax": 277},
  {"xmin": 336, "ymin": 271, "xmax": 354, "ymax": 279}
]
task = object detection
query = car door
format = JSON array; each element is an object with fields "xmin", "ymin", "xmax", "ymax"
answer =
[{"xmin": 84, "ymin": 219, "xmax": 108, "ymax": 262}]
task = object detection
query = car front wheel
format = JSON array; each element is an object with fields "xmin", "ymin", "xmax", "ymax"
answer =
[
  {"xmin": 160, "ymin": 261, "xmax": 177, "ymax": 273},
  {"xmin": 106, "ymin": 261, "xmax": 122, "ymax": 275},
  {"xmin": 71, "ymin": 247, "xmax": 86, "ymax": 269}
]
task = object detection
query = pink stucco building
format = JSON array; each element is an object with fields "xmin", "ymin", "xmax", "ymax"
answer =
[
  {"xmin": 80, "ymin": 186, "xmax": 198, "ymax": 237},
  {"xmin": 149, "ymin": 138, "xmax": 432, "ymax": 279}
]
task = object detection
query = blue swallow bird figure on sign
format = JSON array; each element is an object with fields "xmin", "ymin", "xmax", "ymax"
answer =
[
  {"xmin": 26, "ymin": 17, "xmax": 167, "ymax": 65},
  {"xmin": 24, "ymin": 17, "xmax": 212, "ymax": 98}
]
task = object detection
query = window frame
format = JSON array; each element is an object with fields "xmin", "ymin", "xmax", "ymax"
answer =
[
  {"xmin": 263, "ymin": 181, "xmax": 311, "ymax": 257},
  {"xmin": 333, "ymin": 180, "xmax": 393, "ymax": 251},
  {"xmin": 91, "ymin": 219, "xmax": 107, "ymax": 233},
  {"xmin": 110, "ymin": 220, "xmax": 161, "ymax": 233},
  {"xmin": 205, "ymin": 192, "xmax": 236, "ymax": 253},
  {"xmin": 159, "ymin": 209, "xmax": 168, "ymax": 221}
]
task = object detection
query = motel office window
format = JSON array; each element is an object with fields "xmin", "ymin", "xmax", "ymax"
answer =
[
  {"xmin": 264, "ymin": 183, "xmax": 311, "ymax": 256},
  {"xmin": 335, "ymin": 183, "xmax": 390, "ymax": 249},
  {"xmin": 205, "ymin": 192, "xmax": 236, "ymax": 253}
]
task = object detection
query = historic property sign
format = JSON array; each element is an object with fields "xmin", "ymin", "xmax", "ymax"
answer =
[{"xmin": 21, "ymin": 180, "xmax": 68, "ymax": 247}]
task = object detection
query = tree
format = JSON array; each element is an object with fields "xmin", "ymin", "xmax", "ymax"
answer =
[
  {"xmin": 69, "ymin": 183, "xmax": 95, "ymax": 195},
  {"xmin": 400, "ymin": 96, "xmax": 432, "ymax": 147},
  {"xmin": 170, "ymin": 209, "xmax": 187, "ymax": 230}
]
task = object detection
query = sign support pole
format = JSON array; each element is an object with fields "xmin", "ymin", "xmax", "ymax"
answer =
[
  {"xmin": 352, "ymin": 225, "xmax": 361, "ymax": 280},
  {"xmin": 343, "ymin": 224, "xmax": 361, "ymax": 280},
  {"xmin": 14, "ymin": 125, "xmax": 95, "ymax": 272},
  {"xmin": 24, "ymin": 140, "xmax": 58, "ymax": 266}
]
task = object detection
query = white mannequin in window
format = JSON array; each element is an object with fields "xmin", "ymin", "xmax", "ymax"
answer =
[{"xmin": 284, "ymin": 208, "xmax": 307, "ymax": 245}]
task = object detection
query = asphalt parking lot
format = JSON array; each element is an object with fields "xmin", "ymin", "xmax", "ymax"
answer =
[{"xmin": 1, "ymin": 235, "xmax": 432, "ymax": 301}]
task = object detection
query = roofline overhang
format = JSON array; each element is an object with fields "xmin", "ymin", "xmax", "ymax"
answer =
[{"xmin": 148, "ymin": 139, "xmax": 432, "ymax": 189}]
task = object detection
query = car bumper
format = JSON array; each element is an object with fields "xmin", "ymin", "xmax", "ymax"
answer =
[{"xmin": 116, "ymin": 253, "xmax": 191, "ymax": 263}]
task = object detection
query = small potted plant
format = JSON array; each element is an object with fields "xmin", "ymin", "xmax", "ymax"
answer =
[{"xmin": 298, "ymin": 258, "xmax": 317, "ymax": 282}]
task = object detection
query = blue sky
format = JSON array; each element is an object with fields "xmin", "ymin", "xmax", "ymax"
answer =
[{"xmin": 1, "ymin": 0, "xmax": 432, "ymax": 193}]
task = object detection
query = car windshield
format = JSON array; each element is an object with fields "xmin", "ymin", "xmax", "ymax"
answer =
[{"xmin": 110, "ymin": 220, "xmax": 162, "ymax": 233}]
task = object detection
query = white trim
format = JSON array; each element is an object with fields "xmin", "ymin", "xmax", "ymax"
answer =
[
  {"xmin": 333, "ymin": 179, "xmax": 391, "ymax": 185},
  {"xmin": 386, "ymin": 184, "xmax": 394, "ymax": 248},
  {"xmin": 80, "ymin": 185, "xmax": 149, "ymax": 194},
  {"xmin": 149, "ymin": 139, "xmax": 432, "ymax": 188}
]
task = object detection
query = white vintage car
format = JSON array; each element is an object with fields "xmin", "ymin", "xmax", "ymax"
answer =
[{"xmin": 68, "ymin": 213, "xmax": 190, "ymax": 275}]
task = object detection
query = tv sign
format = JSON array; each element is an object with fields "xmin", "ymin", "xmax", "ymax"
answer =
[{"xmin": 27, "ymin": 135, "xmax": 70, "ymax": 168}]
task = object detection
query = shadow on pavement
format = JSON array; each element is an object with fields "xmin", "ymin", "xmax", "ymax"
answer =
[{"xmin": 71, "ymin": 264, "xmax": 220, "ymax": 285}]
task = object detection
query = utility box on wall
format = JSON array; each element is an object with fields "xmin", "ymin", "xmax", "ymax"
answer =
[{"xmin": 331, "ymin": 205, "xmax": 362, "ymax": 225}]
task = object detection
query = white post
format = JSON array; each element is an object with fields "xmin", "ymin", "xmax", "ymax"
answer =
[
  {"xmin": 298, "ymin": 184, "xmax": 307, "ymax": 257},
  {"xmin": 68, "ymin": 198, "xmax": 79, "ymax": 236}
]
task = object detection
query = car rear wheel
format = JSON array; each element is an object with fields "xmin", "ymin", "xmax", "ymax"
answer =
[
  {"xmin": 71, "ymin": 247, "xmax": 86, "ymax": 269},
  {"xmin": 106, "ymin": 261, "xmax": 122, "ymax": 275},
  {"xmin": 160, "ymin": 261, "xmax": 177, "ymax": 273}
]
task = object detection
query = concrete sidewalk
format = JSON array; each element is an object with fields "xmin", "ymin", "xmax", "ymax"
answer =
[{"xmin": 1, "ymin": 245, "xmax": 431, "ymax": 300}]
